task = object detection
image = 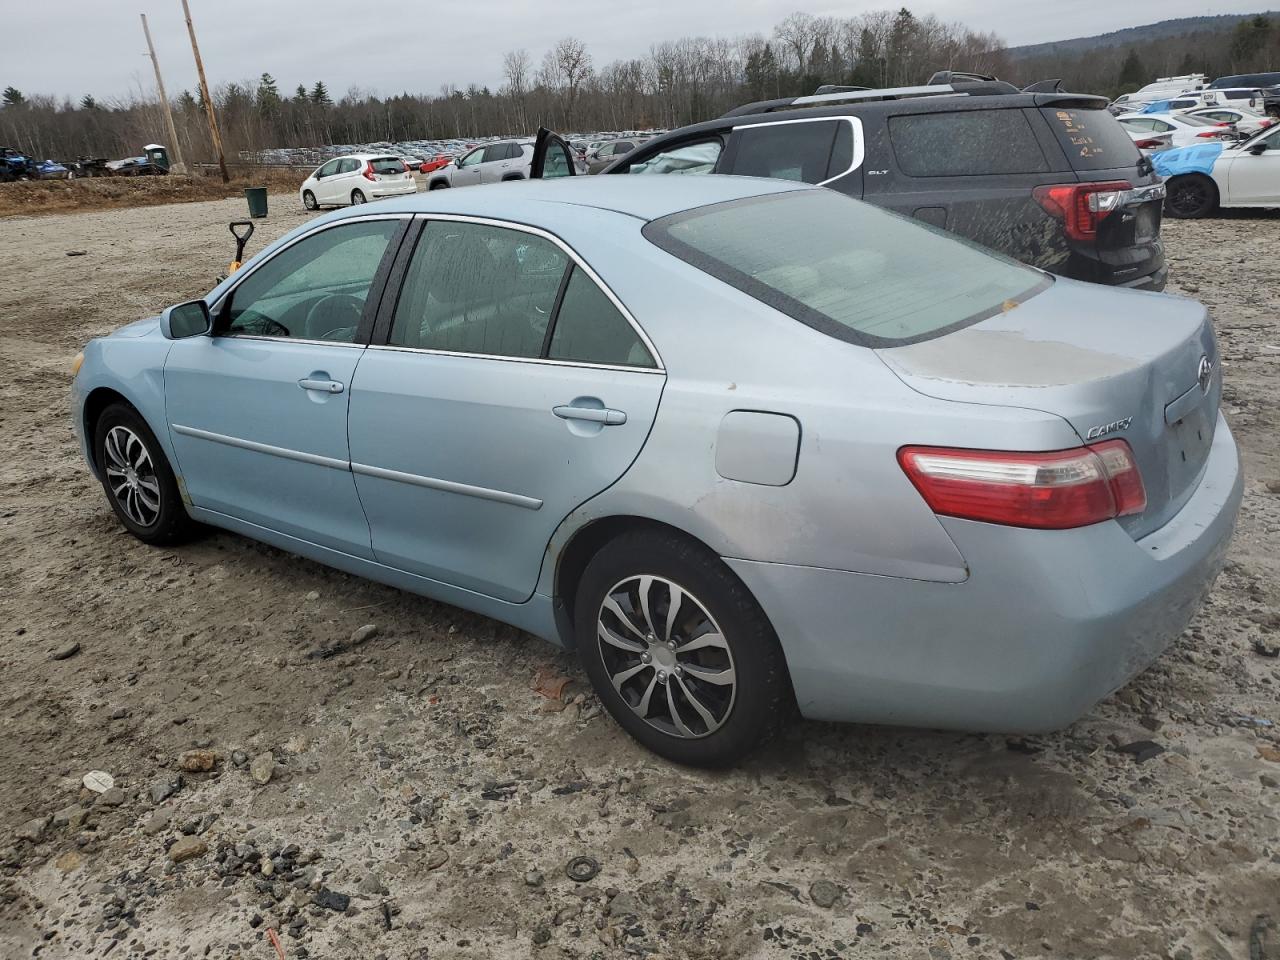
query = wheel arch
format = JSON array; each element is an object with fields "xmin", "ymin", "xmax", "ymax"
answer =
[
  {"xmin": 82, "ymin": 386, "xmax": 138, "ymax": 474},
  {"xmin": 550, "ymin": 514, "xmax": 773, "ymax": 650},
  {"xmin": 1165, "ymin": 171, "xmax": 1221, "ymax": 217}
]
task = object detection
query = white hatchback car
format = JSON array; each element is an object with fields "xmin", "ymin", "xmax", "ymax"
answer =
[{"xmin": 300, "ymin": 154, "xmax": 417, "ymax": 210}]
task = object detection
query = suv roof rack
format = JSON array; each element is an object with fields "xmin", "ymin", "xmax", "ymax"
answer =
[{"xmin": 721, "ymin": 76, "xmax": 1021, "ymax": 118}]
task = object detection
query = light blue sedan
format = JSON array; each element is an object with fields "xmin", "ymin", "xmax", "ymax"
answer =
[{"xmin": 72, "ymin": 176, "xmax": 1242, "ymax": 766}]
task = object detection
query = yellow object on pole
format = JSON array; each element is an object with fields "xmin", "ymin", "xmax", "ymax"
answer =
[{"xmin": 180, "ymin": 0, "xmax": 229, "ymax": 183}]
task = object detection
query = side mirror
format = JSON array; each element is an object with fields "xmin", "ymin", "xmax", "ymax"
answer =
[
  {"xmin": 161, "ymin": 299, "xmax": 212, "ymax": 340},
  {"xmin": 1249, "ymin": 142, "xmax": 1269, "ymax": 155}
]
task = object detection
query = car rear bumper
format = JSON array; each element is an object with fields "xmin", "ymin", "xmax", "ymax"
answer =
[
  {"xmin": 726, "ymin": 413, "xmax": 1242, "ymax": 733},
  {"xmin": 370, "ymin": 180, "xmax": 417, "ymax": 198}
]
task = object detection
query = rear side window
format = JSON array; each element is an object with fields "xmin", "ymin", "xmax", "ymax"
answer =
[
  {"xmin": 644, "ymin": 190, "xmax": 1048, "ymax": 348},
  {"xmin": 726, "ymin": 121, "xmax": 843, "ymax": 184},
  {"xmin": 1042, "ymin": 108, "xmax": 1142, "ymax": 170},
  {"xmin": 547, "ymin": 267, "xmax": 655, "ymax": 368},
  {"xmin": 888, "ymin": 110, "xmax": 1049, "ymax": 177}
]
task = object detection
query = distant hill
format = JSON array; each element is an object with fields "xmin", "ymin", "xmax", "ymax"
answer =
[{"xmin": 1007, "ymin": 13, "xmax": 1277, "ymax": 61}]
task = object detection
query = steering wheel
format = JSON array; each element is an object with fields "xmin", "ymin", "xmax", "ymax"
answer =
[{"xmin": 303, "ymin": 294, "xmax": 364, "ymax": 341}]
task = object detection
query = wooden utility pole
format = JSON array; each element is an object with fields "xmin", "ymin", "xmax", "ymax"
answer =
[
  {"xmin": 140, "ymin": 14, "xmax": 186, "ymax": 174},
  {"xmin": 180, "ymin": 0, "xmax": 228, "ymax": 182}
]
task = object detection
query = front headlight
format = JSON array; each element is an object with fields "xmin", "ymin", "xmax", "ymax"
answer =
[{"xmin": 71, "ymin": 351, "xmax": 84, "ymax": 378}]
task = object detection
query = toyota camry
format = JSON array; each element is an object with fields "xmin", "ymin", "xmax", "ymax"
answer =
[{"xmin": 71, "ymin": 176, "xmax": 1242, "ymax": 766}]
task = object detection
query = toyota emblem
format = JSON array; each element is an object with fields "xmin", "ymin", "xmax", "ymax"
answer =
[{"xmin": 1197, "ymin": 355, "xmax": 1213, "ymax": 395}]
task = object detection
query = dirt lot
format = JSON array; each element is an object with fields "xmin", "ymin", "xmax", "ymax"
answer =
[
  {"xmin": 0, "ymin": 195, "xmax": 1277, "ymax": 960},
  {"xmin": 0, "ymin": 170, "xmax": 307, "ymax": 219}
]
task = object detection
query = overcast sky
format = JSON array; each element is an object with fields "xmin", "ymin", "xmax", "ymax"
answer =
[{"xmin": 2, "ymin": 1, "xmax": 1259, "ymax": 103}]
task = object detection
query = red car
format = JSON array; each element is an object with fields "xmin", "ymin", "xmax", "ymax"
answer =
[{"xmin": 418, "ymin": 154, "xmax": 453, "ymax": 175}]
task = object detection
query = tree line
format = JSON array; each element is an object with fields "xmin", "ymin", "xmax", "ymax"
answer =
[{"xmin": 1, "ymin": 10, "xmax": 1277, "ymax": 165}]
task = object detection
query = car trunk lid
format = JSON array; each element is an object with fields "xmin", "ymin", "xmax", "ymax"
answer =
[{"xmin": 876, "ymin": 280, "xmax": 1220, "ymax": 539}]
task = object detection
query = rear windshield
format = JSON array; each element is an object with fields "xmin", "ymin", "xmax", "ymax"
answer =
[
  {"xmin": 1177, "ymin": 114, "xmax": 1219, "ymax": 127},
  {"xmin": 643, "ymin": 190, "xmax": 1049, "ymax": 348},
  {"xmin": 370, "ymin": 157, "xmax": 404, "ymax": 174},
  {"xmin": 888, "ymin": 109, "xmax": 1049, "ymax": 177},
  {"xmin": 1041, "ymin": 107, "xmax": 1142, "ymax": 170}
]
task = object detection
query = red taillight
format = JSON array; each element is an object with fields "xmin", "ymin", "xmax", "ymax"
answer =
[
  {"xmin": 1032, "ymin": 181, "xmax": 1131, "ymax": 242},
  {"xmin": 362, "ymin": 162, "xmax": 376, "ymax": 181},
  {"xmin": 1134, "ymin": 138, "xmax": 1163, "ymax": 149},
  {"xmin": 1195, "ymin": 130, "xmax": 1223, "ymax": 138},
  {"xmin": 897, "ymin": 440, "xmax": 1146, "ymax": 530}
]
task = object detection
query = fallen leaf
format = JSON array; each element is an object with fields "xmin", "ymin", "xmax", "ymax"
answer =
[
  {"xmin": 532, "ymin": 666, "xmax": 572, "ymax": 701},
  {"xmin": 1257, "ymin": 745, "xmax": 1280, "ymax": 763}
]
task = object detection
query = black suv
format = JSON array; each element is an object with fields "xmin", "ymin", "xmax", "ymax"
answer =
[{"xmin": 535, "ymin": 79, "xmax": 1168, "ymax": 291}]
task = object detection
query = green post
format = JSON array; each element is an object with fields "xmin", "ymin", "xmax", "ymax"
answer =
[{"xmin": 244, "ymin": 187, "xmax": 268, "ymax": 218}]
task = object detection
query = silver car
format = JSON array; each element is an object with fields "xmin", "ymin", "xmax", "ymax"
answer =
[{"xmin": 71, "ymin": 176, "xmax": 1242, "ymax": 766}]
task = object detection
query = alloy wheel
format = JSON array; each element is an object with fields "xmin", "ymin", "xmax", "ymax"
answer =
[
  {"xmin": 103, "ymin": 426, "xmax": 161, "ymax": 527},
  {"xmin": 596, "ymin": 575, "xmax": 736, "ymax": 739},
  {"xmin": 1169, "ymin": 180, "xmax": 1209, "ymax": 216}
]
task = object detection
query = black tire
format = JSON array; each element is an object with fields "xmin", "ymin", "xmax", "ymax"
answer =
[
  {"xmin": 428, "ymin": 180, "xmax": 449, "ymax": 190},
  {"xmin": 350, "ymin": 189, "xmax": 366, "ymax": 205},
  {"xmin": 1164, "ymin": 174, "xmax": 1219, "ymax": 219},
  {"xmin": 93, "ymin": 403, "xmax": 196, "ymax": 546},
  {"xmin": 574, "ymin": 529, "xmax": 792, "ymax": 767},
  {"xmin": 302, "ymin": 189, "xmax": 318, "ymax": 211}
]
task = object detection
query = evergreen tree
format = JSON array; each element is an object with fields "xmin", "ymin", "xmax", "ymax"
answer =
[
  {"xmin": 310, "ymin": 81, "xmax": 332, "ymax": 105},
  {"xmin": 2, "ymin": 86, "xmax": 25, "ymax": 107},
  {"xmin": 1118, "ymin": 48, "xmax": 1146, "ymax": 88},
  {"xmin": 257, "ymin": 72, "xmax": 281, "ymax": 114},
  {"xmin": 294, "ymin": 84, "xmax": 308, "ymax": 102},
  {"xmin": 79, "ymin": 94, "xmax": 97, "ymax": 110}
]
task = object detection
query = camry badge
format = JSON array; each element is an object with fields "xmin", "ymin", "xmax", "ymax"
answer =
[
  {"xmin": 1197, "ymin": 355, "xmax": 1214, "ymax": 395},
  {"xmin": 1086, "ymin": 417, "xmax": 1133, "ymax": 440}
]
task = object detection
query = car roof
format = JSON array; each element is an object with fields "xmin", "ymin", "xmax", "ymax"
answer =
[{"xmin": 328, "ymin": 174, "xmax": 810, "ymax": 224}]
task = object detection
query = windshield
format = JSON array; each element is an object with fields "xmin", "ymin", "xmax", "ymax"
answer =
[{"xmin": 643, "ymin": 190, "xmax": 1049, "ymax": 348}]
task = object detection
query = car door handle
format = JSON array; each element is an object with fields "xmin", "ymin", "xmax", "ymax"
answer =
[
  {"xmin": 553, "ymin": 405, "xmax": 626, "ymax": 426},
  {"xmin": 298, "ymin": 378, "xmax": 344, "ymax": 394}
]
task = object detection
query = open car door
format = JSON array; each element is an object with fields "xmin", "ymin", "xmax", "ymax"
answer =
[{"xmin": 531, "ymin": 127, "xmax": 579, "ymax": 179}]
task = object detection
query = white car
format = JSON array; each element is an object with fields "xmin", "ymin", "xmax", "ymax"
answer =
[
  {"xmin": 1124, "ymin": 128, "xmax": 1175, "ymax": 153},
  {"xmin": 1110, "ymin": 73, "xmax": 1206, "ymax": 113},
  {"xmin": 1117, "ymin": 112, "xmax": 1233, "ymax": 148},
  {"xmin": 1183, "ymin": 106, "xmax": 1275, "ymax": 138},
  {"xmin": 426, "ymin": 140, "xmax": 535, "ymax": 190},
  {"xmin": 1157, "ymin": 124, "xmax": 1280, "ymax": 217},
  {"xmin": 300, "ymin": 154, "xmax": 417, "ymax": 210}
]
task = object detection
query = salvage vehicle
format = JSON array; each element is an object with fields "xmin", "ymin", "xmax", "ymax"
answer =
[
  {"xmin": 1155, "ymin": 124, "xmax": 1280, "ymax": 217},
  {"xmin": 1183, "ymin": 106, "xmax": 1275, "ymax": 138},
  {"xmin": 1205, "ymin": 73, "xmax": 1280, "ymax": 116},
  {"xmin": 300, "ymin": 154, "xmax": 417, "ymax": 210},
  {"xmin": 0, "ymin": 146, "xmax": 38, "ymax": 181},
  {"xmin": 417, "ymin": 153, "xmax": 452, "ymax": 175},
  {"xmin": 1117, "ymin": 111, "xmax": 1234, "ymax": 148},
  {"xmin": 539, "ymin": 77, "xmax": 1170, "ymax": 291},
  {"xmin": 36, "ymin": 160, "xmax": 70, "ymax": 180},
  {"xmin": 72, "ymin": 177, "xmax": 1241, "ymax": 765},
  {"xmin": 584, "ymin": 138, "xmax": 647, "ymax": 174},
  {"xmin": 426, "ymin": 139, "xmax": 536, "ymax": 189}
]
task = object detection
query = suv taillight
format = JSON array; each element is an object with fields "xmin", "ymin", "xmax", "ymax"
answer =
[
  {"xmin": 362, "ymin": 162, "xmax": 376, "ymax": 181},
  {"xmin": 898, "ymin": 440, "xmax": 1146, "ymax": 530},
  {"xmin": 1032, "ymin": 180, "xmax": 1132, "ymax": 242}
]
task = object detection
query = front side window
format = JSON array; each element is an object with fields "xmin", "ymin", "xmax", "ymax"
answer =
[
  {"xmin": 389, "ymin": 222, "xmax": 569, "ymax": 358},
  {"xmin": 629, "ymin": 140, "xmax": 723, "ymax": 175},
  {"xmin": 889, "ymin": 110, "xmax": 1049, "ymax": 177},
  {"xmin": 644, "ymin": 190, "xmax": 1048, "ymax": 348},
  {"xmin": 458, "ymin": 148, "xmax": 483, "ymax": 168},
  {"xmin": 224, "ymin": 220, "xmax": 400, "ymax": 342},
  {"xmin": 548, "ymin": 267, "xmax": 654, "ymax": 368},
  {"xmin": 726, "ymin": 120, "xmax": 845, "ymax": 183}
]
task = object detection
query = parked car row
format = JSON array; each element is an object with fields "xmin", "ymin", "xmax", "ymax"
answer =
[{"xmin": 1111, "ymin": 71, "xmax": 1280, "ymax": 117}]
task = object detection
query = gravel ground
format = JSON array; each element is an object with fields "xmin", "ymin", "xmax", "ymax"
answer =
[{"xmin": 0, "ymin": 197, "xmax": 1277, "ymax": 960}]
